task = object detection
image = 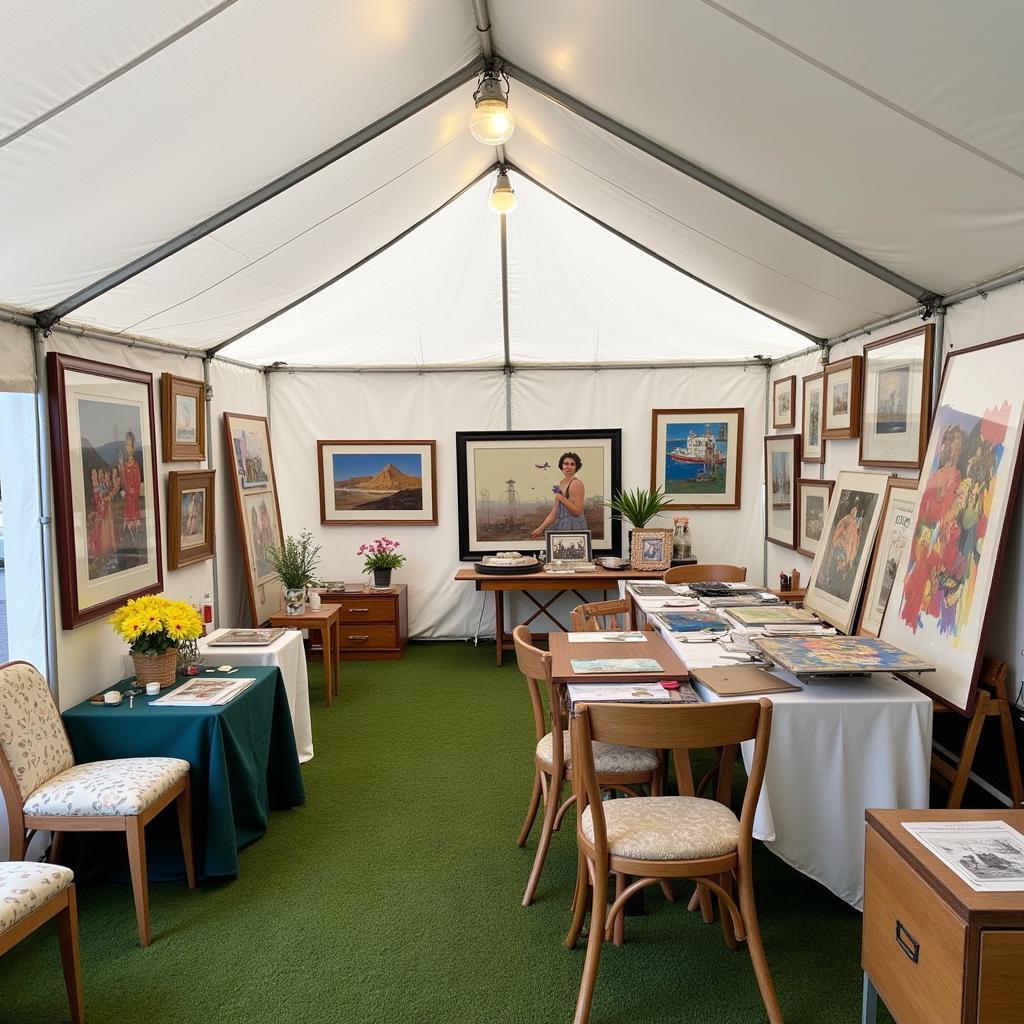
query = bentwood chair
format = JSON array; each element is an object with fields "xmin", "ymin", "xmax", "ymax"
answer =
[
  {"xmin": 0, "ymin": 661, "xmax": 197, "ymax": 946},
  {"xmin": 570, "ymin": 599, "xmax": 632, "ymax": 632},
  {"xmin": 663, "ymin": 563, "xmax": 747, "ymax": 584},
  {"xmin": 512, "ymin": 626, "xmax": 663, "ymax": 907},
  {"xmin": 567, "ymin": 699, "xmax": 782, "ymax": 1024},
  {"xmin": 0, "ymin": 862, "xmax": 84, "ymax": 1022}
]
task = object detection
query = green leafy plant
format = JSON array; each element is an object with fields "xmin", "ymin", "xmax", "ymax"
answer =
[
  {"xmin": 268, "ymin": 530, "xmax": 322, "ymax": 590},
  {"xmin": 603, "ymin": 486, "xmax": 674, "ymax": 528}
]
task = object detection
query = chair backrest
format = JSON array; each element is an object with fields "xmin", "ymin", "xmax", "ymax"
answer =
[
  {"xmin": 570, "ymin": 598, "xmax": 632, "ymax": 632},
  {"xmin": 512, "ymin": 625, "xmax": 567, "ymax": 754},
  {"xmin": 663, "ymin": 563, "xmax": 747, "ymax": 584},
  {"xmin": 0, "ymin": 662, "xmax": 75, "ymax": 809}
]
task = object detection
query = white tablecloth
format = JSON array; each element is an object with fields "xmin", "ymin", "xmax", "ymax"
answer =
[{"xmin": 198, "ymin": 628, "xmax": 314, "ymax": 763}]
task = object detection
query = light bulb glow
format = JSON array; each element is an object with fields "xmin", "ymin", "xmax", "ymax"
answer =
[
  {"xmin": 470, "ymin": 98, "xmax": 515, "ymax": 146},
  {"xmin": 490, "ymin": 171, "xmax": 517, "ymax": 214}
]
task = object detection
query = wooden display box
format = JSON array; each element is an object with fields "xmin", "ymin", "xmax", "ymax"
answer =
[{"xmin": 320, "ymin": 584, "xmax": 408, "ymax": 661}]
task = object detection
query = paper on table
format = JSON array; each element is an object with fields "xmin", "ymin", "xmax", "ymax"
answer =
[
  {"xmin": 151, "ymin": 677, "xmax": 256, "ymax": 707},
  {"xmin": 902, "ymin": 820, "xmax": 1024, "ymax": 891},
  {"xmin": 567, "ymin": 632, "xmax": 647, "ymax": 643}
]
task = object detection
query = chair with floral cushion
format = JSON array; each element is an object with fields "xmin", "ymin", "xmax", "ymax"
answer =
[
  {"xmin": 0, "ymin": 861, "xmax": 84, "ymax": 1022},
  {"xmin": 0, "ymin": 661, "xmax": 196, "ymax": 947}
]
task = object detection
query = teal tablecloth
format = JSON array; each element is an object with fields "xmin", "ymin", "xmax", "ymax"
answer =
[{"xmin": 62, "ymin": 666, "xmax": 305, "ymax": 880}]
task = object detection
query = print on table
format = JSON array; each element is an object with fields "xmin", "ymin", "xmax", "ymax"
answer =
[{"xmin": 753, "ymin": 635, "xmax": 932, "ymax": 675}]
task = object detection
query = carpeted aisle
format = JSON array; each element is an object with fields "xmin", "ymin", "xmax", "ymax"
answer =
[{"xmin": 0, "ymin": 642, "xmax": 888, "ymax": 1023}]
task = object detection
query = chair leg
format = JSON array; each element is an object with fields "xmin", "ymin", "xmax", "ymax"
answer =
[
  {"xmin": 659, "ymin": 879, "xmax": 675, "ymax": 903},
  {"xmin": 124, "ymin": 817, "xmax": 152, "ymax": 947},
  {"xmin": 566, "ymin": 850, "xmax": 589, "ymax": 949},
  {"xmin": 518, "ymin": 769, "xmax": 543, "ymax": 848},
  {"xmin": 56, "ymin": 887, "xmax": 85, "ymax": 1024},
  {"xmin": 48, "ymin": 830, "xmax": 65, "ymax": 865},
  {"xmin": 573, "ymin": 863, "xmax": 608, "ymax": 1024},
  {"xmin": 719, "ymin": 872, "xmax": 739, "ymax": 951},
  {"xmin": 522, "ymin": 772, "xmax": 560, "ymax": 907},
  {"xmin": 738, "ymin": 866, "xmax": 783, "ymax": 1024},
  {"xmin": 176, "ymin": 784, "xmax": 197, "ymax": 890},
  {"xmin": 608, "ymin": 872, "xmax": 626, "ymax": 946}
]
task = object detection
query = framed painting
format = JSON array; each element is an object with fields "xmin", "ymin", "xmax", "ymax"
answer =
[
  {"xmin": 801, "ymin": 372, "xmax": 825, "ymax": 463},
  {"xmin": 795, "ymin": 477, "xmax": 835, "ymax": 559},
  {"xmin": 823, "ymin": 355, "xmax": 863, "ymax": 439},
  {"xmin": 860, "ymin": 325, "xmax": 934, "ymax": 468},
  {"xmin": 546, "ymin": 529, "xmax": 592, "ymax": 563},
  {"xmin": 455, "ymin": 429, "xmax": 622, "ymax": 560},
  {"xmin": 650, "ymin": 408, "xmax": 743, "ymax": 509},
  {"xmin": 46, "ymin": 353, "xmax": 163, "ymax": 628},
  {"xmin": 880, "ymin": 333, "xmax": 1024, "ymax": 714},
  {"xmin": 160, "ymin": 373, "xmax": 205, "ymax": 461},
  {"xmin": 223, "ymin": 412, "xmax": 285, "ymax": 624},
  {"xmin": 167, "ymin": 469, "xmax": 215, "ymax": 569},
  {"xmin": 772, "ymin": 376, "xmax": 796, "ymax": 429},
  {"xmin": 630, "ymin": 528, "xmax": 672, "ymax": 571},
  {"xmin": 764, "ymin": 434, "xmax": 801, "ymax": 548},
  {"xmin": 317, "ymin": 440, "xmax": 437, "ymax": 525},
  {"xmin": 856, "ymin": 477, "xmax": 919, "ymax": 637},
  {"xmin": 802, "ymin": 469, "xmax": 889, "ymax": 633}
]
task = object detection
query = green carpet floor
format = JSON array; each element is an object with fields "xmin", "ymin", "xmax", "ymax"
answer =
[{"xmin": 0, "ymin": 642, "xmax": 888, "ymax": 1023}]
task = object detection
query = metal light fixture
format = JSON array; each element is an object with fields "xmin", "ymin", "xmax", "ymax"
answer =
[
  {"xmin": 470, "ymin": 67, "xmax": 515, "ymax": 146},
  {"xmin": 489, "ymin": 167, "xmax": 517, "ymax": 214}
]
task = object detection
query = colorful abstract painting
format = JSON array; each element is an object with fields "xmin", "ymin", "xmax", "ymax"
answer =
[{"xmin": 752, "ymin": 636, "xmax": 933, "ymax": 675}]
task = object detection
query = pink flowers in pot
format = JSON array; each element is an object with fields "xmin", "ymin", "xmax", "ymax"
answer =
[{"xmin": 358, "ymin": 537, "xmax": 407, "ymax": 574}]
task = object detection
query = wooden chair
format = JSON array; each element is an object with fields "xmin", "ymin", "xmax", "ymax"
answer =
[
  {"xmin": 512, "ymin": 626, "xmax": 663, "ymax": 907},
  {"xmin": 567, "ymin": 699, "xmax": 782, "ymax": 1024},
  {"xmin": 570, "ymin": 599, "xmax": 632, "ymax": 632},
  {"xmin": 0, "ymin": 661, "xmax": 197, "ymax": 947},
  {"xmin": 0, "ymin": 862, "xmax": 84, "ymax": 1022},
  {"xmin": 663, "ymin": 563, "xmax": 747, "ymax": 584}
]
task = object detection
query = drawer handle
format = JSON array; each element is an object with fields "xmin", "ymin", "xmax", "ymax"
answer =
[
  {"xmin": 349, "ymin": 608, "xmax": 369, "ymax": 613},
  {"xmin": 348, "ymin": 634, "xmax": 370, "ymax": 642},
  {"xmin": 895, "ymin": 919, "xmax": 919, "ymax": 963}
]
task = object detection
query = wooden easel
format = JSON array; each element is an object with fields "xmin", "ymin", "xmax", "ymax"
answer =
[{"xmin": 931, "ymin": 657, "xmax": 1024, "ymax": 809}]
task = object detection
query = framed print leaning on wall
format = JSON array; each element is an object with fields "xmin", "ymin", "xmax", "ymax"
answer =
[
  {"xmin": 764, "ymin": 434, "xmax": 800, "ymax": 548},
  {"xmin": 47, "ymin": 352, "xmax": 163, "ymax": 628},
  {"xmin": 801, "ymin": 372, "xmax": 824, "ymax": 463},
  {"xmin": 881, "ymin": 333, "xmax": 1024, "ymax": 714},
  {"xmin": 651, "ymin": 408, "xmax": 743, "ymax": 510}
]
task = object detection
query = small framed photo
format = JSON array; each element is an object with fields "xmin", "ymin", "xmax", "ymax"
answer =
[
  {"xmin": 630, "ymin": 528, "xmax": 672, "ymax": 571},
  {"xmin": 764, "ymin": 433, "xmax": 801, "ymax": 548},
  {"xmin": 823, "ymin": 356, "xmax": 863, "ymax": 439},
  {"xmin": 801, "ymin": 372, "xmax": 825, "ymax": 463},
  {"xmin": 167, "ymin": 470, "xmax": 216, "ymax": 569},
  {"xmin": 772, "ymin": 375, "xmax": 796, "ymax": 429},
  {"xmin": 546, "ymin": 529, "xmax": 592, "ymax": 563},
  {"xmin": 161, "ymin": 373, "xmax": 205, "ymax": 461},
  {"xmin": 795, "ymin": 477, "xmax": 835, "ymax": 558}
]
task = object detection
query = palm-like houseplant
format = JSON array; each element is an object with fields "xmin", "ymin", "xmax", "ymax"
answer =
[
  {"xmin": 604, "ymin": 486, "xmax": 674, "ymax": 528},
  {"xmin": 269, "ymin": 529, "xmax": 322, "ymax": 614}
]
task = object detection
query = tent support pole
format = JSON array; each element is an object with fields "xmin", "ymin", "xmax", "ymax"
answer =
[
  {"xmin": 500, "ymin": 212, "xmax": 512, "ymax": 429},
  {"xmin": 762, "ymin": 361, "xmax": 771, "ymax": 588},
  {"xmin": 931, "ymin": 307, "xmax": 946, "ymax": 414},
  {"xmin": 203, "ymin": 356, "xmax": 220, "ymax": 631}
]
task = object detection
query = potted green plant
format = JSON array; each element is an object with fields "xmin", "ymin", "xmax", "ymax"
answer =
[
  {"xmin": 268, "ymin": 530, "xmax": 322, "ymax": 615},
  {"xmin": 604, "ymin": 487, "xmax": 674, "ymax": 561},
  {"xmin": 358, "ymin": 536, "xmax": 406, "ymax": 589}
]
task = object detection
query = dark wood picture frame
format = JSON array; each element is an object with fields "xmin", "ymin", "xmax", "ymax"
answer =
[
  {"xmin": 47, "ymin": 352, "xmax": 163, "ymax": 628},
  {"xmin": 795, "ymin": 477, "xmax": 835, "ymax": 558},
  {"xmin": 801, "ymin": 371, "xmax": 825, "ymax": 463},
  {"xmin": 764, "ymin": 433, "xmax": 801, "ymax": 548},
  {"xmin": 823, "ymin": 355, "xmax": 864, "ymax": 439},
  {"xmin": 160, "ymin": 373, "xmax": 205, "ymax": 461},
  {"xmin": 772, "ymin": 375, "xmax": 796, "ymax": 429},
  {"xmin": 546, "ymin": 529, "xmax": 592, "ymax": 563},
  {"xmin": 167, "ymin": 469, "xmax": 216, "ymax": 569}
]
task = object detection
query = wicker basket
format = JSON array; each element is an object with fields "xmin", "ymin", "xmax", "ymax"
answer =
[{"xmin": 131, "ymin": 648, "xmax": 179, "ymax": 690}]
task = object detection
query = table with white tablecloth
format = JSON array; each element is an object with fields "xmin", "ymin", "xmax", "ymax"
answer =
[{"xmin": 198, "ymin": 628, "xmax": 314, "ymax": 763}]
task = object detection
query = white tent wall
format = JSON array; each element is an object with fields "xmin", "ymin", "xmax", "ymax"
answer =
[{"xmin": 0, "ymin": 321, "xmax": 36, "ymax": 392}]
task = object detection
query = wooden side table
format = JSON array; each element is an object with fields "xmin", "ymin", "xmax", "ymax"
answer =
[
  {"xmin": 268, "ymin": 604, "xmax": 340, "ymax": 707},
  {"xmin": 320, "ymin": 584, "xmax": 408, "ymax": 661}
]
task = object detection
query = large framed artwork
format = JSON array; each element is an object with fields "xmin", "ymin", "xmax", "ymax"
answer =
[
  {"xmin": 795, "ymin": 477, "xmax": 835, "ymax": 559},
  {"xmin": 223, "ymin": 412, "xmax": 285, "ymax": 624},
  {"xmin": 772, "ymin": 376, "xmax": 795, "ymax": 429},
  {"xmin": 650, "ymin": 408, "xmax": 743, "ymax": 509},
  {"xmin": 856, "ymin": 477, "xmax": 919, "ymax": 638},
  {"xmin": 860, "ymin": 325, "xmax": 934, "ymax": 468},
  {"xmin": 167, "ymin": 469, "xmax": 216, "ymax": 569},
  {"xmin": 160, "ymin": 373, "xmax": 205, "ymax": 461},
  {"xmin": 317, "ymin": 440, "xmax": 437, "ymax": 525},
  {"xmin": 801, "ymin": 372, "xmax": 824, "ymax": 463},
  {"xmin": 455, "ymin": 429, "xmax": 622, "ymax": 560},
  {"xmin": 823, "ymin": 356, "xmax": 863, "ymax": 439},
  {"xmin": 47, "ymin": 353, "xmax": 163, "ymax": 628},
  {"xmin": 763, "ymin": 434, "xmax": 800, "ymax": 548},
  {"xmin": 880, "ymin": 334, "xmax": 1024, "ymax": 714},
  {"xmin": 802, "ymin": 469, "xmax": 889, "ymax": 633}
]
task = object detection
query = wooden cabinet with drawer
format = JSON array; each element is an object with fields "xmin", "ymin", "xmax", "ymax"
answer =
[
  {"xmin": 862, "ymin": 809, "xmax": 1024, "ymax": 1024},
  {"xmin": 321, "ymin": 585, "xmax": 408, "ymax": 661}
]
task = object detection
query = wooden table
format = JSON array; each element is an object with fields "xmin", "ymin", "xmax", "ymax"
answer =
[
  {"xmin": 455, "ymin": 566, "xmax": 666, "ymax": 666},
  {"xmin": 268, "ymin": 604, "xmax": 340, "ymax": 707},
  {"xmin": 548, "ymin": 630, "xmax": 688, "ymax": 684}
]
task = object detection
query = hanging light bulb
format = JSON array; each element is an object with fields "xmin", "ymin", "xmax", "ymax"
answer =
[
  {"xmin": 470, "ymin": 69, "xmax": 515, "ymax": 146},
  {"xmin": 489, "ymin": 168, "xmax": 517, "ymax": 214}
]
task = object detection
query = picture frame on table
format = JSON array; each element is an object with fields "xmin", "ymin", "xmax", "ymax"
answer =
[
  {"xmin": 224, "ymin": 412, "xmax": 285, "ymax": 625},
  {"xmin": 859, "ymin": 325, "xmax": 934, "ymax": 468},
  {"xmin": 856, "ymin": 477, "xmax": 919, "ymax": 638},
  {"xmin": 772, "ymin": 376, "xmax": 796, "ymax": 429},
  {"xmin": 880, "ymin": 332, "xmax": 1024, "ymax": 714},
  {"xmin": 167, "ymin": 469, "xmax": 216, "ymax": 569},
  {"xmin": 801, "ymin": 372, "xmax": 825, "ymax": 463},
  {"xmin": 650, "ymin": 408, "xmax": 743, "ymax": 509},
  {"xmin": 317, "ymin": 439, "xmax": 438, "ymax": 525},
  {"xmin": 630, "ymin": 528, "xmax": 673, "ymax": 571},
  {"xmin": 160, "ymin": 373, "xmax": 205, "ymax": 461},
  {"xmin": 546, "ymin": 529, "xmax": 592, "ymax": 563},
  {"xmin": 764, "ymin": 434, "xmax": 801, "ymax": 548},
  {"xmin": 455, "ymin": 429, "xmax": 622, "ymax": 560},
  {"xmin": 802, "ymin": 469, "xmax": 890, "ymax": 633},
  {"xmin": 46, "ymin": 352, "xmax": 163, "ymax": 628},
  {"xmin": 795, "ymin": 477, "xmax": 835, "ymax": 559},
  {"xmin": 823, "ymin": 355, "xmax": 863, "ymax": 439}
]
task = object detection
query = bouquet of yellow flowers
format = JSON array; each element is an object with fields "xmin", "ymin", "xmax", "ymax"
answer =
[{"xmin": 109, "ymin": 595, "xmax": 204, "ymax": 655}]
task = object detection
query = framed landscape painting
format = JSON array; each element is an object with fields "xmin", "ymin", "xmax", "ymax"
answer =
[
  {"xmin": 772, "ymin": 376, "xmax": 795, "ymax": 429},
  {"xmin": 455, "ymin": 429, "xmax": 621, "ymax": 560},
  {"xmin": 801, "ymin": 372, "xmax": 824, "ymax": 463},
  {"xmin": 161, "ymin": 372, "xmax": 205, "ymax": 461},
  {"xmin": 795, "ymin": 477, "xmax": 835, "ymax": 558},
  {"xmin": 167, "ymin": 469, "xmax": 215, "ymax": 569},
  {"xmin": 47, "ymin": 353, "xmax": 163, "ymax": 628},
  {"xmin": 317, "ymin": 440, "xmax": 437, "ymax": 525},
  {"xmin": 880, "ymin": 334, "xmax": 1024, "ymax": 714},
  {"xmin": 764, "ymin": 434, "xmax": 800, "ymax": 548},
  {"xmin": 651, "ymin": 408, "xmax": 743, "ymax": 509},
  {"xmin": 823, "ymin": 355, "xmax": 863, "ymax": 439}
]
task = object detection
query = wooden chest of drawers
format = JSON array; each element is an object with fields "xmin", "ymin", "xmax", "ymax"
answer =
[
  {"xmin": 321, "ymin": 585, "xmax": 408, "ymax": 661},
  {"xmin": 862, "ymin": 809, "xmax": 1024, "ymax": 1024}
]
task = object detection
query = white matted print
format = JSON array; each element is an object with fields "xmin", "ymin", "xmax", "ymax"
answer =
[
  {"xmin": 764, "ymin": 434, "xmax": 800, "ymax": 548},
  {"xmin": 802, "ymin": 373, "xmax": 824, "ymax": 462},
  {"xmin": 796, "ymin": 478, "xmax": 835, "ymax": 559},
  {"xmin": 823, "ymin": 356, "xmax": 862, "ymax": 439}
]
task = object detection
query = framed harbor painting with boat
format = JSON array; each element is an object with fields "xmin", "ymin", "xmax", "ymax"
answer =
[{"xmin": 651, "ymin": 408, "xmax": 744, "ymax": 509}]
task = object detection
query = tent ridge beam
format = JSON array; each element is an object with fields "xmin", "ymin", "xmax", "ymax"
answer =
[
  {"xmin": 502, "ymin": 57, "xmax": 932, "ymax": 303},
  {"xmin": 35, "ymin": 55, "xmax": 486, "ymax": 331}
]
